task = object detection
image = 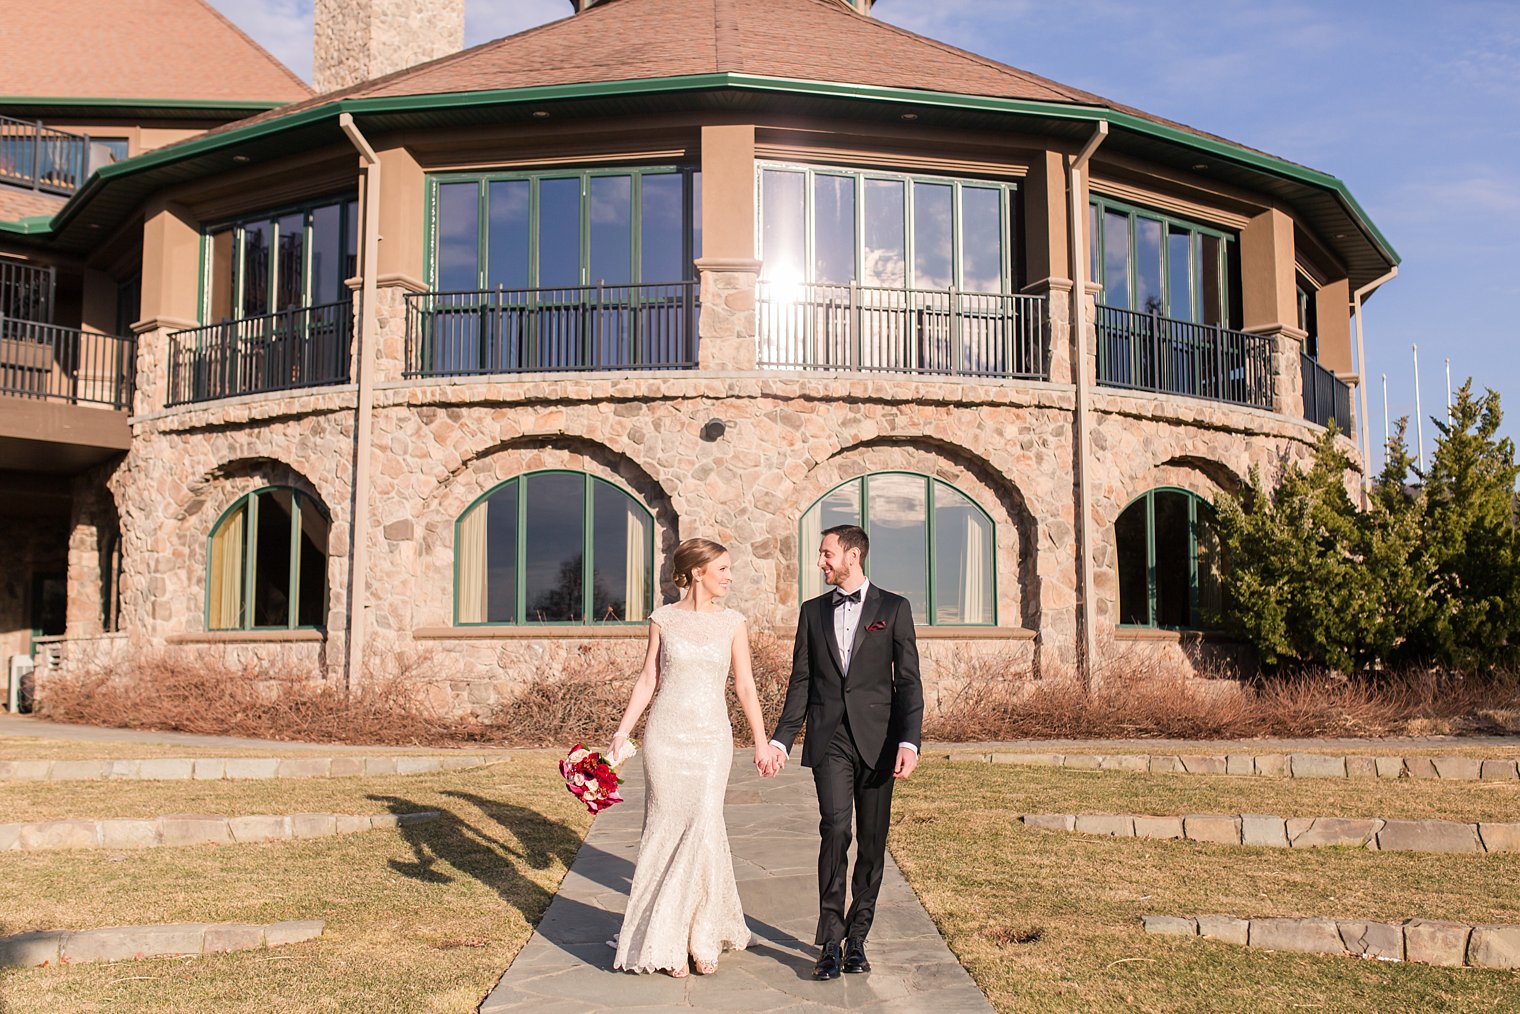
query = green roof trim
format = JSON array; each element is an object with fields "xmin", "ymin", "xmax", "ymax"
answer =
[
  {"xmin": 2, "ymin": 72, "xmax": 1397, "ymax": 269},
  {"xmin": 0, "ymin": 215, "xmax": 56, "ymax": 235}
]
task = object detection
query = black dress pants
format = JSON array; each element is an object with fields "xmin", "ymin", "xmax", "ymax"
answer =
[{"xmin": 812, "ymin": 717, "xmax": 895, "ymax": 945}]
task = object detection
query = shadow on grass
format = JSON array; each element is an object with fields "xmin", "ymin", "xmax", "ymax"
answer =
[{"xmin": 369, "ymin": 792, "xmax": 583, "ymax": 925}]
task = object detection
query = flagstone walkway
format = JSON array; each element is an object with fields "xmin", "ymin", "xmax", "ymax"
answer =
[{"xmin": 479, "ymin": 751, "xmax": 993, "ymax": 1013}]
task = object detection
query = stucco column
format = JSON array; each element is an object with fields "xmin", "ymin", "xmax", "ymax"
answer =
[
  {"xmin": 1022, "ymin": 151, "xmax": 1072, "ymax": 384},
  {"xmin": 696, "ymin": 124, "xmax": 758, "ymax": 371},
  {"xmin": 1239, "ymin": 207, "xmax": 1301, "ymax": 415},
  {"xmin": 1314, "ymin": 277, "xmax": 1353, "ymax": 374},
  {"xmin": 134, "ymin": 198, "xmax": 202, "ymax": 415}
]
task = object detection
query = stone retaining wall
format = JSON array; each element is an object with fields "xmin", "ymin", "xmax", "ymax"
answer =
[
  {"xmin": 0, "ymin": 919, "xmax": 324, "ymax": 968},
  {"xmin": 1, "ymin": 810, "xmax": 439, "ymax": 851},
  {"xmin": 1142, "ymin": 914, "xmax": 1520, "ymax": 971},
  {"xmin": 1021, "ymin": 813, "xmax": 1520, "ymax": 853},
  {"xmin": 0, "ymin": 753, "xmax": 504, "ymax": 781},
  {"xmin": 942, "ymin": 749, "xmax": 1520, "ymax": 781}
]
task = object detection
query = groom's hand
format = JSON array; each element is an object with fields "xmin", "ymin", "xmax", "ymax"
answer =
[
  {"xmin": 767, "ymin": 744, "xmax": 787, "ymax": 775},
  {"xmin": 893, "ymin": 746, "xmax": 919, "ymax": 779}
]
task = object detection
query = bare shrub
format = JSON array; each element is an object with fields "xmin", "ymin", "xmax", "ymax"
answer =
[
  {"xmin": 36, "ymin": 649, "xmax": 475, "ymax": 746},
  {"xmin": 483, "ymin": 644, "xmax": 637, "ymax": 748}
]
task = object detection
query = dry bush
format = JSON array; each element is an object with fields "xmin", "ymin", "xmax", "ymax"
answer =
[
  {"xmin": 925, "ymin": 657, "xmax": 1520, "ymax": 742},
  {"xmin": 482, "ymin": 644, "xmax": 637, "ymax": 747},
  {"xmin": 36, "ymin": 650, "xmax": 478, "ymax": 746}
]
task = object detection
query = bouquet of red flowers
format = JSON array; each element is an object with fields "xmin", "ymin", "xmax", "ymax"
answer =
[{"xmin": 559, "ymin": 743, "xmax": 633, "ymax": 814}]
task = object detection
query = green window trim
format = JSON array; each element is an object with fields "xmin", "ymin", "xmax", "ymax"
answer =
[
  {"xmin": 425, "ymin": 166, "xmax": 701, "ymax": 291},
  {"xmin": 453, "ymin": 469, "xmax": 656, "ymax": 627},
  {"xmin": 756, "ymin": 161, "xmax": 1020, "ymax": 293},
  {"xmin": 1088, "ymin": 193, "xmax": 1236, "ymax": 325},
  {"xmin": 199, "ymin": 193, "xmax": 359, "ymax": 325},
  {"xmin": 205, "ymin": 486, "xmax": 329, "ymax": 633},
  {"xmin": 798, "ymin": 471, "xmax": 998, "ymax": 627},
  {"xmin": 1115, "ymin": 487, "xmax": 1222, "ymax": 631}
]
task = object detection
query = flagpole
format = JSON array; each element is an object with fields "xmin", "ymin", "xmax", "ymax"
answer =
[
  {"xmin": 1381, "ymin": 372, "xmax": 1389, "ymax": 464},
  {"xmin": 1413, "ymin": 344, "xmax": 1425, "ymax": 472},
  {"xmin": 1445, "ymin": 357, "xmax": 1452, "ymax": 428}
]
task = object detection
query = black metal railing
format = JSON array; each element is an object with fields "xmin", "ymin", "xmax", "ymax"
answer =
[
  {"xmin": 404, "ymin": 282, "xmax": 699, "ymax": 377},
  {"xmin": 0, "ymin": 258, "xmax": 53, "ymax": 322},
  {"xmin": 0, "ymin": 116, "xmax": 90, "ymax": 194},
  {"xmin": 756, "ymin": 281, "xmax": 1048, "ymax": 380},
  {"xmin": 1095, "ymin": 305, "xmax": 1274, "ymax": 410},
  {"xmin": 1301, "ymin": 352, "xmax": 1352, "ymax": 430},
  {"xmin": 166, "ymin": 301, "xmax": 354, "ymax": 406},
  {"xmin": 0, "ymin": 318, "xmax": 135, "ymax": 408}
]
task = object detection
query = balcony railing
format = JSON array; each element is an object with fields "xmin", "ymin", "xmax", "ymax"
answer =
[
  {"xmin": 1095, "ymin": 305, "xmax": 1274, "ymax": 410},
  {"xmin": 756, "ymin": 281, "xmax": 1048, "ymax": 380},
  {"xmin": 1301, "ymin": 352, "xmax": 1352, "ymax": 430},
  {"xmin": 0, "ymin": 318, "xmax": 135, "ymax": 409},
  {"xmin": 166, "ymin": 301, "xmax": 353, "ymax": 406},
  {"xmin": 404, "ymin": 282, "xmax": 699, "ymax": 377},
  {"xmin": 0, "ymin": 116, "xmax": 90, "ymax": 195}
]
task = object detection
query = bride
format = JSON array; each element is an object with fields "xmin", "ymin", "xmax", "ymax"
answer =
[{"xmin": 609, "ymin": 538, "xmax": 773, "ymax": 977}]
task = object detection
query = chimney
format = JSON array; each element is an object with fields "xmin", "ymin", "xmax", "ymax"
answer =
[
  {"xmin": 568, "ymin": 0, "xmax": 613, "ymax": 10},
  {"xmin": 839, "ymin": 0, "xmax": 876, "ymax": 12},
  {"xmin": 314, "ymin": 0, "xmax": 465, "ymax": 93}
]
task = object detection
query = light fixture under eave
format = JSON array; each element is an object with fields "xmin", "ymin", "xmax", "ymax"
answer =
[
  {"xmin": 531, "ymin": 110, "xmax": 551, "ymax": 119},
  {"xmin": 1191, "ymin": 163, "xmax": 1208, "ymax": 171},
  {"xmin": 900, "ymin": 112, "xmax": 919, "ymax": 121},
  {"xmin": 232, "ymin": 154, "xmax": 252, "ymax": 164}
]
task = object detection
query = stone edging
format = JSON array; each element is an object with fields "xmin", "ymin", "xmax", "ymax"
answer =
[
  {"xmin": 1, "ymin": 919, "xmax": 325, "ymax": 968},
  {"xmin": 942, "ymin": 749, "xmax": 1520, "ymax": 781},
  {"xmin": 1021, "ymin": 813, "xmax": 1520, "ymax": 853},
  {"xmin": 2, "ymin": 810, "xmax": 440, "ymax": 851},
  {"xmin": 0, "ymin": 754, "xmax": 506, "ymax": 782},
  {"xmin": 1142, "ymin": 914, "xmax": 1520, "ymax": 971}
]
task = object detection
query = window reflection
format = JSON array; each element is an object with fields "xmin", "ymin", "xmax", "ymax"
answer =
[
  {"xmin": 961, "ymin": 187, "xmax": 1004, "ymax": 294},
  {"xmin": 487, "ymin": 180, "xmax": 530, "ymax": 290},
  {"xmin": 208, "ymin": 488, "xmax": 328, "ymax": 631},
  {"xmin": 761, "ymin": 170, "xmax": 806, "ymax": 283},
  {"xmin": 538, "ymin": 178, "xmax": 583, "ymax": 288},
  {"xmin": 641, "ymin": 173, "xmax": 684, "ymax": 288},
  {"xmin": 912, "ymin": 182, "xmax": 953, "ymax": 290},
  {"xmin": 863, "ymin": 178, "xmax": 906, "ymax": 287},
  {"xmin": 1115, "ymin": 489, "xmax": 1221, "ymax": 629},
  {"xmin": 590, "ymin": 175, "xmax": 632, "ymax": 285},
  {"xmin": 813, "ymin": 174, "xmax": 856, "ymax": 284}
]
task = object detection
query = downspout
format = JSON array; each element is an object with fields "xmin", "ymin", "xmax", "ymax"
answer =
[
  {"xmin": 1068, "ymin": 120, "xmax": 1108, "ymax": 687},
  {"xmin": 339, "ymin": 112, "xmax": 381, "ymax": 692},
  {"xmin": 1352, "ymin": 265, "xmax": 1398, "ymax": 501}
]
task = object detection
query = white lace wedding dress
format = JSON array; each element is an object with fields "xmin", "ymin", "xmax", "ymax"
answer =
[{"xmin": 613, "ymin": 604, "xmax": 752, "ymax": 973}]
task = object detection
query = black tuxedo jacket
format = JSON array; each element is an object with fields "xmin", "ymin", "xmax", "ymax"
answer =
[{"xmin": 770, "ymin": 582, "xmax": 924, "ymax": 770}]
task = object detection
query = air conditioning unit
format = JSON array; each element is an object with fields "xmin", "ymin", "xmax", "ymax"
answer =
[{"xmin": 8, "ymin": 654, "xmax": 35, "ymax": 713}]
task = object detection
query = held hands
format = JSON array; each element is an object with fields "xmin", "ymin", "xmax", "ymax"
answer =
[{"xmin": 753, "ymin": 743, "xmax": 787, "ymax": 777}]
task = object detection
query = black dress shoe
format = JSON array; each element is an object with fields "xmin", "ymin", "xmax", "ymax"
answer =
[
  {"xmin": 843, "ymin": 937, "xmax": 870, "ymax": 973},
  {"xmin": 812, "ymin": 941, "xmax": 842, "ymax": 980}
]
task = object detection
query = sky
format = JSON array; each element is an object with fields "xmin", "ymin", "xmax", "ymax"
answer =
[{"xmin": 213, "ymin": 0, "xmax": 1520, "ymax": 471}]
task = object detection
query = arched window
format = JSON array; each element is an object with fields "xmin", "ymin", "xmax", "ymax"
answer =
[
  {"xmin": 456, "ymin": 471, "xmax": 654, "ymax": 625},
  {"xmin": 799, "ymin": 472, "xmax": 994, "ymax": 625},
  {"xmin": 208, "ymin": 487, "xmax": 328, "ymax": 631},
  {"xmin": 1115, "ymin": 488, "xmax": 1222, "ymax": 629}
]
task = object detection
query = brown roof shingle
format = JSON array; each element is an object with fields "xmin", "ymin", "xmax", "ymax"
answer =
[
  {"xmin": 0, "ymin": 0, "xmax": 310, "ymax": 104},
  {"xmin": 0, "ymin": 187, "xmax": 68, "ymax": 222}
]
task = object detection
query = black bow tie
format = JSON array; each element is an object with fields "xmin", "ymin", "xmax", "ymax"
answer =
[{"xmin": 832, "ymin": 588, "xmax": 862, "ymax": 608}]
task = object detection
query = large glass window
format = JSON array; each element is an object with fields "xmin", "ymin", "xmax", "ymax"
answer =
[
  {"xmin": 430, "ymin": 168, "xmax": 701, "ymax": 290},
  {"xmin": 204, "ymin": 196, "xmax": 358, "ymax": 322},
  {"xmin": 798, "ymin": 473, "xmax": 994, "ymax": 626},
  {"xmin": 1296, "ymin": 275, "xmax": 1320, "ymax": 359},
  {"xmin": 1089, "ymin": 196, "xmax": 1235, "ymax": 326},
  {"xmin": 1115, "ymin": 488, "xmax": 1222, "ymax": 629},
  {"xmin": 759, "ymin": 165, "xmax": 1017, "ymax": 293},
  {"xmin": 208, "ymin": 487, "xmax": 328, "ymax": 631},
  {"xmin": 456, "ymin": 471, "xmax": 654, "ymax": 625}
]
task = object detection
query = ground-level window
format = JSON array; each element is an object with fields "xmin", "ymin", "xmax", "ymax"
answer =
[
  {"xmin": 208, "ymin": 488, "xmax": 328, "ymax": 631},
  {"xmin": 758, "ymin": 163, "xmax": 1018, "ymax": 292},
  {"xmin": 101, "ymin": 527, "xmax": 122, "ymax": 633},
  {"xmin": 456, "ymin": 471, "xmax": 653, "ymax": 625},
  {"xmin": 1088, "ymin": 195, "xmax": 1235, "ymax": 326},
  {"xmin": 799, "ymin": 472, "xmax": 994, "ymax": 625},
  {"xmin": 1115, "ymin": 488, "xmax": 1222, "ymax": 629},
  {"xmin": 204, "ymin": 195, "xmax": 359, "ymax": 322},
  {"xmin": 430, "ymin": 167, "xmax": 702, "ymax": 290}
]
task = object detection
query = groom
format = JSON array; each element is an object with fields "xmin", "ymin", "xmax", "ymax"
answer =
[{"xmin": 766, "ymin": 524, "xmax": 924, "ymax": 981}]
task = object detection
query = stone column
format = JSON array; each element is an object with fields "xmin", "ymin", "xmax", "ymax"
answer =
[
  {"xmin": 1252, "ymin": 323, "xmax": 1308, "ymax": 419},
  {"xmin": 696, "ymin": 259, "xmax": 760, "ymax": 371}
]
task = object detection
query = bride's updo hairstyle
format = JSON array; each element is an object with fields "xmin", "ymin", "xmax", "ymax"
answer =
[{"xmin": 671, "ymin": 538, "xmax": 728, "ymax": 590}]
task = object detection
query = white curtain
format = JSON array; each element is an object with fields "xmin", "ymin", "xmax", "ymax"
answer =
[
  {"xmin": 457, "ymin": 503, "xmax": 488, "ymax": 623},
  {"xmin": 962, "ymin": 514, "xmax": 988, "ymax": 625},
  {"xmin": 625, "ymin": 510, "xmax": 648, "ymax": 621},
  {"xmin": 210, "ymin": 508, "xmax": 245, "ymax": 629}
]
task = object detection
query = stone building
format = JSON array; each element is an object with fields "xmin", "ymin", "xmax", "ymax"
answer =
[{"xmin": 0, "ymin": 0, "xmax": 1398, "ymax": 715}]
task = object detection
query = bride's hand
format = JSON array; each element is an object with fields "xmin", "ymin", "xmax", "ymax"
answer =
[
  {"xmin": 610, "ymin": 733, "xmax": 629, "ymax": 764},
  {"xmin": 752, "ymin": 743, "xmax": 772, "ymax": 776}
]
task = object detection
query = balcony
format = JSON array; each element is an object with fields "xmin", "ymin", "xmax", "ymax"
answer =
[
  {"xmin": 167, "ymin": 301, "xmax": 353, "ymax": 407},
  {"xmin": 1300, "ymin": 352, "xmax": 1352, "ymax": 430},
  {"xmin": 404, "ymin": 283, "xmax": 699, "ymax": 378},
  {"xmin": 1095, "ymin": 305, "xmax": 1274, "ymax": 410},
  {"xmin": 0, "ymin": 116, "xmax": 91, "ymax": 195},
  {"xmin": 756, "ymin": 282, "xmax": 1048, "ymax": 380},
  {"xmin": 0, "ymin": 318, "xmax": 135, "ymax": 409}
]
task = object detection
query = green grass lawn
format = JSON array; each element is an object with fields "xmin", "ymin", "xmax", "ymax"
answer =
[
  {"xmin": 0, "ymin": 752, "xmax": 590, "ymax": 1014},
  {"xmin": 890, "ymin": 760, "xmax": 1520, "ymax": 1014}
]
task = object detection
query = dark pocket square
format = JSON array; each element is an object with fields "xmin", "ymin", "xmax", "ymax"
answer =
[{"xmin": 866, "ymin": 620, "xmax": 888, "ymax": 632}]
